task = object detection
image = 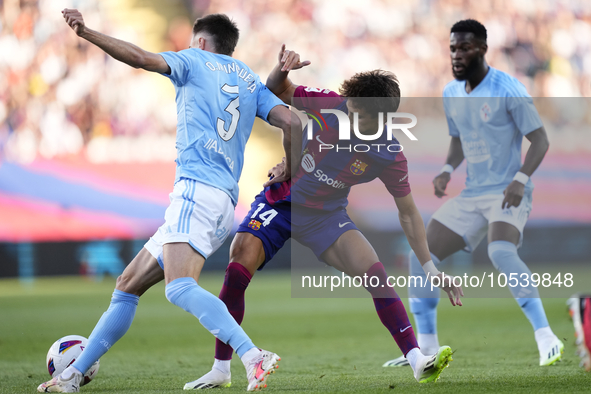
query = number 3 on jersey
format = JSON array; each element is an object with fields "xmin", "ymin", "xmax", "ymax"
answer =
[
  {"xmin": 250, "ymin": 203, "xmax": 277, "ymax": 227},
  {"xmin": 217, "ymin": 84, "xmax": 241, "ymax": 141}
]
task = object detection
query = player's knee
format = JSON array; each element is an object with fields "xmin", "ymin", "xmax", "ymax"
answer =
[
  {"xmin": 229, "ymin": 237, "xmax": 264, "ymax": 274},
  {"xmin": 487, "ymin": 241, "xmax": 517, "ymax": 270},
  {"xmin": 115, "ymin": 274, "xmax": 142, "ymax": 296},
  {"xmin": 488, "ymin": 240, "xmax": 532, "ymax": 277},
  {"xmin": 410, "ymin": 296, "xmax": 439, "ymax": 314},
  {"xmin": 164, "ymin": 280, "xmax": 183, "ymax": 305}
]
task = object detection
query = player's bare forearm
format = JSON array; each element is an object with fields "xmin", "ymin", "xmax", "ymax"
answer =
[
  {"xmin": 266, "ymin": 44, "xmax": 310, "ymax": 104},
  {"xmin": 394, "ymin": 193, "xmax": 431, "ymax": 264},
  {"xmin": 283, "ymin": 111, "xmax": 304, "ymax": 178},
  {"xmin": 433, "ymin": 137, "xmax": 464, "ymax": 197},
  {"xmin": 501, "ymin": 127, "xmax": 549, "ymax": 209},
  {"xmin": 62, "ymin": 9, "xmax": 169, "ymax": 73},
  {"xmin": 80, "ymin": 28, "xmax": 169, "ymax": 73},
  {"xmin": 396, "ymin": 194, "xmax": 464, "ymax": 306},
  {"xmin": 264, "ymin": 107, "xmax": 302, "ymax": 187},
  {"xmin": 266, "ymin": 64, "xmax": 296, "ymax": 104},
  {"xmin": 446, "ymin": 136, "xmax": 465, "ymax": 168},
  {"xmin": 520, "ymin": 127, "xmax": 549, "ymax": 176}
]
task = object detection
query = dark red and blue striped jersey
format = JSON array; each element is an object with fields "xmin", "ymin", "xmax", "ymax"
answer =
[{"xmin": 265, "ymin": 86, "xmax": 410, "ymax": 211}]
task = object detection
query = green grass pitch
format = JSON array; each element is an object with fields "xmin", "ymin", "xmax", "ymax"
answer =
[{"xmin": 1, "ymin": 272, "xmax": 590, "ymax": 393}]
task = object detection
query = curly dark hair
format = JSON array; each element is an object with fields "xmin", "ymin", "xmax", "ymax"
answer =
[
  {"xmin": 193, "ymin": 14, "xmax": 239, "ymax": 56},
  {"xmin": 339, "ymin": 70, "xmax": 401, "ymax": 114},
  {"xmin": 451, "ymin": 19, "xmax": 487, "ymax": 43}
]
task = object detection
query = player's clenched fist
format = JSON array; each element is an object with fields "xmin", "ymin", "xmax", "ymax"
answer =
[
  {"xmin": 278, "ymin": 44, "xmax": 311, "ymax": 72},
  {"xmin": 62, "ymin": 8, "xmax": 86, "ymax": 36}
]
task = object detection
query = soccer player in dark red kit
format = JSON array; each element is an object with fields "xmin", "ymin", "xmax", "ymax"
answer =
[{"xmin": 185, "ymin": 46, "xmax": 464, "ymax": 389}]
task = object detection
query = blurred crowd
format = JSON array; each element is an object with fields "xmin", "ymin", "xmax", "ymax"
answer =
[
  {"xmin": 213, "ymin": 0, "xmax": 591, "ymax": 97},
  {"xmin": 1, "ymin": 0, "xmax": 591, "ymax": 164},
  {"xmin": 0, "ymin": 0, "xmax": 178, "ymax": 164}
]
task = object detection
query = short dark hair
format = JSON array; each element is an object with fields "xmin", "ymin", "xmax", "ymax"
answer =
[
  {"xmin": 339, "ymin": 70, "xmax": 401, "ymax": 113},
  {"xmin": 451, "ymin": 19, "xmax": 487, "ymax": 43},
  {"xmin": 193, "ymin": 14, "xmax": 239, "ymax": 56}
]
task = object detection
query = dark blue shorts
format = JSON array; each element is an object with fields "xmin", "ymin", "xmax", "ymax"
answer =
[{"xmin": 237, "ymin": 192, "xmax": 359, "ymax": 269}]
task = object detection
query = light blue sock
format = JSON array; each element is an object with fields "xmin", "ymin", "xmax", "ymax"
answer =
[
  {"xmin": 73, "ymin": 289, "xmax": 139, "ymax": 374},
  {"xmin": 488, "ymin": 240, "xmax": 549, "ymax": 330},
  {"xmin": 408, "ymin": 251, "xmax": 440, "ymax": 334},
  {"xmin": 165, "ymin": 277, "xmax": 255, "ymax": 358}
]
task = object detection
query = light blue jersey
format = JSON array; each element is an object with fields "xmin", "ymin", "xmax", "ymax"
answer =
[
  {"xmin": 159, "ymin": 49, "xmax": 285, "ymax": 205},
  {"xmin": 443, "ymin": 67, "xmax": 543, "ymax": 197}
]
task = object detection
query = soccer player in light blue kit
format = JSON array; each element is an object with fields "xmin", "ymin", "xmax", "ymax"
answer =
[
  {"xmin": 384, "ymin": 19, "xmax": 562, "ymax": 368},
  {"xmin": 39, "ymin": 9, "xmax": 298, "ymax": 393}
]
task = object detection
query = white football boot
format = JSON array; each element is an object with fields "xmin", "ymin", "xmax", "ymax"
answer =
[
  {"xmin": 183, "ymin": 367, "xmax": 231, "ymax": 390},
  {"xmin": 245, "ymin": 350, "xmax": 280, "ymax": 391},
  {"xmin": 37, "ymin": 371, "xmax": 82, "ymax": 393},
  {"xmin": 414, "ymin": 346, "xmax": 453, "ymax": 383},
  {"xmin": 538, "ymin": 336, "xmax": 564, "ymax": 366},
  {"xmin": 382, "ymin": 355, "xmax": 410, "ymax": 367}
]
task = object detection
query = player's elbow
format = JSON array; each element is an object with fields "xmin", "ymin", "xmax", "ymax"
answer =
[
  {"xmin": 529, "ymin": 128, "xmax": 550, "ymax": 154},
  {"xmin": 128, "ymin": 53, "xmax": 146, "ymax": 69},
  {"xmin": 133, "ymin": 52, "xmax": 164, "ymax": 72},
  {"xmin": 271, "ymin": 106, "xmax": 300, "ymax": 133},
  {"xmin": 288, "ymin": 111, "xmax": 302, "ymax": 132},
  {"xmin": 542, "ymin": 137, "xmax": 550, "ymax": 154},
  {"xmin": 536, "ymin": 130, "xmax": 549, "ymax": 150},
  {"xmin": 536, "ymin": 134, "xmax": 550, "ymax": 157},
  {"xmin": 398, "ymin": 211, "xmax": 412, "ymax": 226}
]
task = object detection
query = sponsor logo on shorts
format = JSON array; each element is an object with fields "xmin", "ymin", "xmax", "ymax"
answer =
[
  {"xmin": 215, "ymin": 214, "xmax": 230, "ymax": 241},
  {"xmin": 350, "ymin": 159, "xmax": 368, "ymax": 175},
  {"xmin": 399, "ymin": 173, "xmax": 408, "ymax": 183},
  {"xmin": 248, "ymin": 220, "xmax": 261, "ymax": 231},
  {"xmin": 314, "ymin": 169, "xmax": 348, "ymax": 189}
]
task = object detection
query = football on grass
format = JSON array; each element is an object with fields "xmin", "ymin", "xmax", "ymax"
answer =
[{"xmin": 46, "ymin": 335, "xmax": 100, "ymax": 386}]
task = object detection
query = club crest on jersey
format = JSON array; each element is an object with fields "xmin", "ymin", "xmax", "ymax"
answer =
[
  {"xmin": 350, "ymin": 159, "xmax": 368, "ymax": 175},
  {"xmin": 480, "ymin": 102, "xmax": 492, "ymax": 122},
  {"xmin": 301, "ymin": 148, "xmax": 315, "ymax": 173},
  {"xmin": 248, "ymin": 220, "xmax": 261, "ymax": 231}
]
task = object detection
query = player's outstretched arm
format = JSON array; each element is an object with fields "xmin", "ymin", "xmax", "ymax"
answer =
[
  {"xmin": 433, "ymin": 136, "xmax": 464, "ymax": 198},
  {"xmin": 266, "ymin": 44, "xmax": 311, "ymax": 104},
  {"xmin": 263, "ymin": 106, "xmax": 302, "ymax": 187},
  {"xmin": 394, "ymin": 193, "xmax": 464, "ymax": 306},
  {"xmin": 502, "ymin": 126, "xmax": 549, "ymax": 209},
  {"xmin": 62, "ymin": 8, "xmax": 170, "ymax": 74}
]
